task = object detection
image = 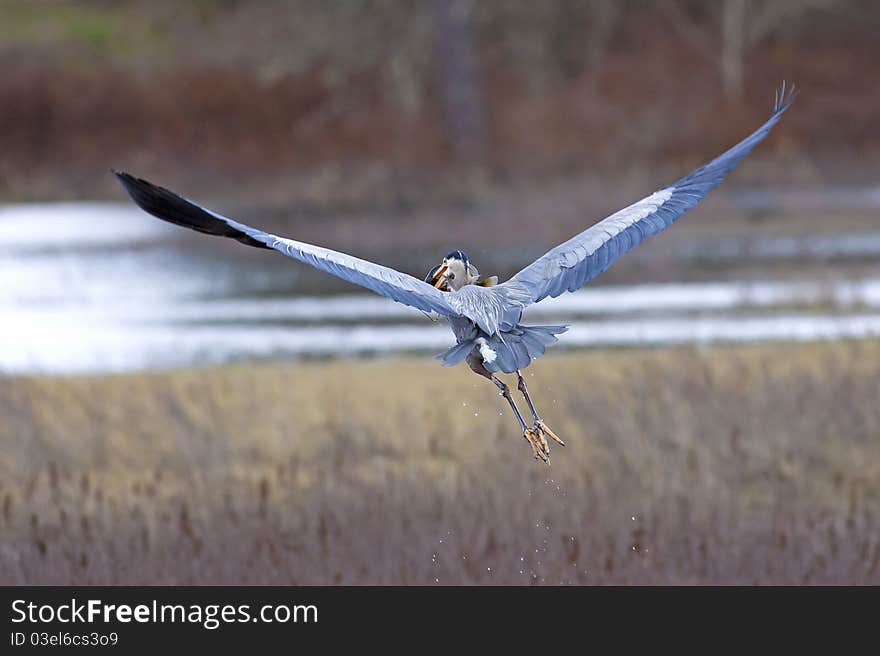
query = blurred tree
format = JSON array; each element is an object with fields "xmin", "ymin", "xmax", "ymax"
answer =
[
  {"xmin": 583, "ymin": 0, "xmax": 622, "ymax": 75},
  {"xmin": 663, "ymin": 0, "xmax": 838, "ymax": 98},
  {"xmin": 474, "ymin": 0, "xmax": 621, "ymax": 90},
  {"xmin": 435, "ymin": 0, "xmax": 489, "ymax": 169}
]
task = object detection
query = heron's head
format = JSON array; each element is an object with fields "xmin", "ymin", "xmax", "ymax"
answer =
[{"xmin": 425, "ymin": 250, "xmax": 478, "ymax": 292}]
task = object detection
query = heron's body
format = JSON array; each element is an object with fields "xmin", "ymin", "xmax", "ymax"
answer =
[
  {"xmin": 114, "ymin": 84, "xmax": 795, "ymax": 462},
  {"xmin": 443, "ymin": 315, "xmax": 567, "ymax": 373}
]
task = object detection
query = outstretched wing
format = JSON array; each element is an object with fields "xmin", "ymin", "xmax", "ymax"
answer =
[
  {"xmin": 504, "ymin": 83, "xmax": 795, "ymax": 306},
  {"xmin": 113, "ymin": 171, "xmax": 458, "ymax": 318}
]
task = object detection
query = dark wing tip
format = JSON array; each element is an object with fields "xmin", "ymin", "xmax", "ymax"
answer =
[
  {"xmin": 111, "ymin": 169, "xmax": 141, "ymax": 188},
  {"xmin": 111, "ymin": 170, "xmax": 271, "ymax": 249}
]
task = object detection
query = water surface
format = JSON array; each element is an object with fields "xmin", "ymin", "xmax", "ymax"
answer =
[{"xmin": 3, "ymin": 201, "xmax": 880, "ymax": 374}]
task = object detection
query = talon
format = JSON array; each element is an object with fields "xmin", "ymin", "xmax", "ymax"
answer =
[
  {"xmin": 538, "ymin": 431, "xmax": 549, "ymax": 456},
  {"xmin": 523, "ymin": 427, "xmax": 550, "ymax": 464},
  {"xmin": 536, "ymin": 420, "xmax": 565, "ymax": 447}
]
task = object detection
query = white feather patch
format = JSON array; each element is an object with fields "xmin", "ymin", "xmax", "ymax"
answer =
[{"xmin": 476, "ymin": 337, "xmax": 497, "ymax": 364}]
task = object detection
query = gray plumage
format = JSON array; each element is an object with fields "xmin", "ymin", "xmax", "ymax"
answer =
[
  {"xmin": 503, "ymin": 82, "xmax": 795, "ymax": 309},
  {"xmin": 114, "ymin": 84, "xmax": 794, "ymax": 375}
]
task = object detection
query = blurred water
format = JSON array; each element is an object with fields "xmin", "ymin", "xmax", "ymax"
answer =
[{"xmin": 4, "ymin": 202, "xmax": 880, "ymax": 374}]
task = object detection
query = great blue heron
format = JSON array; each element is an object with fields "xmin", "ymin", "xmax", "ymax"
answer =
[{"xmin": 114, "ymin": 84, "xmax": 794, "ymax": 463}]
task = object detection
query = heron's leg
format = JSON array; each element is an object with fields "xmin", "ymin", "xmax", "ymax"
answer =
[
  {"xmin": 467, "ymin": 352, "xmax": 549, "ymax": 462},
  {"xmin": 490, "ymin": 376, "xmax": 527, "ymax": 432},
  {"xmin": 493, "ymin": 375, "xmax": 551, "ymax": 463},
  {"xmin": 516, "ymin": 370, "xmax": 541, "ymax": 422},
  {"xmin": 517, "ymin": 370, "xmax": 565, "ymax": 447}
]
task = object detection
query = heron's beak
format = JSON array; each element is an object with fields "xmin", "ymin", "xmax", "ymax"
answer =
[{"xmin": 430, "ymin": 264, "xmax": 448, "ymax": 288}]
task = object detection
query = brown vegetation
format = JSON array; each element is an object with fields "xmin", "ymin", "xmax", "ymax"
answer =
[
  {"xmin": 1, "ymin": 341, "xmax": 878, "ymax": 585},
  {"xmin": 0, "ymin": 1, "xmax": 878, "ymax": 202}
]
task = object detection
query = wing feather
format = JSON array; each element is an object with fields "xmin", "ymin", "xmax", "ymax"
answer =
[
  {"xmin": 114, "ymin": 172, "xmax": 458, "ymax": 318},
  {"xmin": 504, "ymin": 83, "xmax": 795, "ymax": 306}
]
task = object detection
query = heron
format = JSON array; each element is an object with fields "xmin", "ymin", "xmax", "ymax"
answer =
[{"xmin": 114, "ymin": 84, "xmax": 794, "ymax": 463}]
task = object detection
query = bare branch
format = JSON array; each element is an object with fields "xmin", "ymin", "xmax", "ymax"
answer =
[{"xmin": 657, "ymin": 0, "xmax": 716, "ymax": 56}]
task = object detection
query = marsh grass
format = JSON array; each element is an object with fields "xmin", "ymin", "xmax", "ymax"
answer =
[{"xmin": 1, "ymin": 341, "xmax": 879, "ymax": 584}]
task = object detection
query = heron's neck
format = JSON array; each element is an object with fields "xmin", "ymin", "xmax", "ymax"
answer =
[{"xmin": 447, "ymin": 278, "xmax": 471, "ymax": 292}]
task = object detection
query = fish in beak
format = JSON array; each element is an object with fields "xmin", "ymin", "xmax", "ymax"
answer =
[{"xmin": 426, "ymin": 263, "xmax": 449, "ymax": 289}]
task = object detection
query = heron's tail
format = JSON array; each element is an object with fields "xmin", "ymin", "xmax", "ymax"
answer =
[
  {"xmin": 435, "ymin": 340, "xmax": 475, "ymax": 367},
  {"xmin": 435, "ymin": 324, "xmax": 568, "ymax": 372}
]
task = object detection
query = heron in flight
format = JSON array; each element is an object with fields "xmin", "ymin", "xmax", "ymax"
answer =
[{"xmin": 115, "ymin": 84, "xmax": 794, "ymax": 463}]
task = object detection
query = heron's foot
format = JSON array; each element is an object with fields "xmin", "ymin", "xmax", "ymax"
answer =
[
  {"xmin": 523, "ymin": 426, "xmax": 551, "ymax": 464},
  {"xmin": 535, "ymin": 419, "xmax": 565, "ymax": 447}
]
